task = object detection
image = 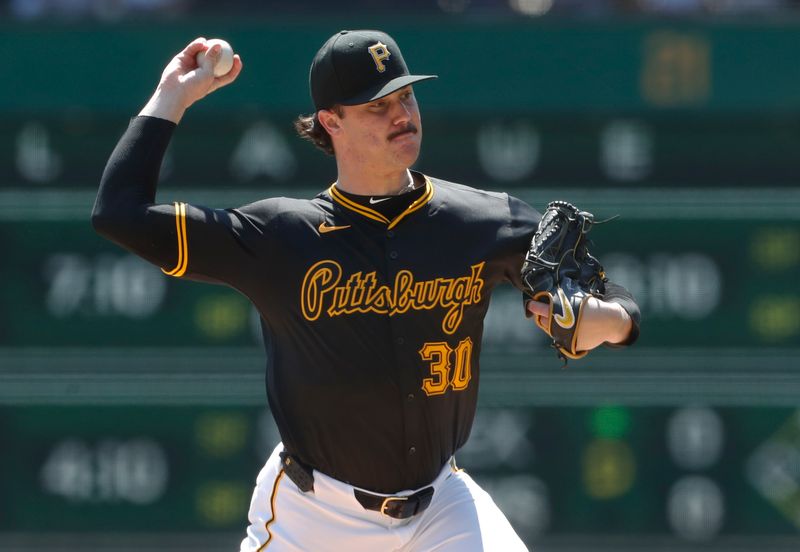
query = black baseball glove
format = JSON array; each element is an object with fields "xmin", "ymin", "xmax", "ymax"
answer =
[{"xmin": 521, "ymin": 201, "xmax": 607, "ymax": 361}]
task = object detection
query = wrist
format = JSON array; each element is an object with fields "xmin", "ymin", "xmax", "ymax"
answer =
[
  {"xmin": 139, "ymin": 87, "xmax": 188, "ymax": 124},
  {"xmin": 609, "ymin": 302, "xmax": 633, "ymax": 344}
]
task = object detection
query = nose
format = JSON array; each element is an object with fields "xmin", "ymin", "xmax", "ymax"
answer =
[{"xmin": 390, "ymin": 100, "xmax": 412, "ymax": 126}]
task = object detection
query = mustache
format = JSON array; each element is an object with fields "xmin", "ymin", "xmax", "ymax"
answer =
[{"xmin": 387, "ymin": 124, "xmax": 418, "ymax": 141}]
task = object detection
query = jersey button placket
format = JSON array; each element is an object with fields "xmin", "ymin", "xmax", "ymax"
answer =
[{"xmin": 383, "ymin": 229, "xmax": 421, "ymax": 473}]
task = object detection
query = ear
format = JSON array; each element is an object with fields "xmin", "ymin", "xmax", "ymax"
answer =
[{"xmin": 317, "ymin": 109, "xmax": 342, "ymax": 135}]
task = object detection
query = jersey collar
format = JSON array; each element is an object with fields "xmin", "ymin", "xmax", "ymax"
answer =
[{"xmin": 328, "ymin": 174, "xmax": 434, "ymax": 229}]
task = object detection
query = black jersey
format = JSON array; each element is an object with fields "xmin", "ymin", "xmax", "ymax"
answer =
[
  {"xmin": 93, "ymin": 116, "xmax": 639, "ymax": 493},
  {"xmin": 163, "ymin": 180, "xmax": 537, "ymax": 493}
]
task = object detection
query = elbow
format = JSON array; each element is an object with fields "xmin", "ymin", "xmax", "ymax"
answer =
[{"xmin": 91, "ymin": 203, "xmax": 132, "ymax": 242}]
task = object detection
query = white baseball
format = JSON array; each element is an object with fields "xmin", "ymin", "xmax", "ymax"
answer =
[{"xmin": 196, "ymin": 38, "xmax": 234, "ymax": 77}]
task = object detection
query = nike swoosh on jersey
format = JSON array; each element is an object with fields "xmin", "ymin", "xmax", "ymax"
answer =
[
  {"xmin": 318, "ymin": 222, "xmax": 352, "ymax": 234},
  {"xmin": 369, "ymin": 197, "xmax": 391, "ymax": 204},
  {"xmin": 553, "ymin": 287, "xmax": 576, "ymax": 329}
]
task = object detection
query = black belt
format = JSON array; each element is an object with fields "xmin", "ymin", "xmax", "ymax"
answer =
[
  {"xmin": 279, "ymin": 451, "xmax": 434, "ymax": 519},
  {"xmin": 354, "ymin": 486, "xmax": 434, "ymax": 519}
]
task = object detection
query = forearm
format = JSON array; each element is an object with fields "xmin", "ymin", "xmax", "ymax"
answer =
[
  {"xmin": 602, "ymin": 281, "xmax": 641, "ymax": 346},
  {"xmin": 91, "ymin": 115, "xmax": 176, "ymax": 247},
  {"xmin": 572, "ymin": 297, "xmax": 630, "ymax": 351},
  {"xmin": 565, "ymin": 281, "xmax": 641, "ymax": 352}
]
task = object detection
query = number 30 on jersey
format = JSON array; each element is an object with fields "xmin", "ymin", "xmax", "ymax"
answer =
[{"xmin": 419, "ymin": 337, "xmax": 473, "ymax": 396}]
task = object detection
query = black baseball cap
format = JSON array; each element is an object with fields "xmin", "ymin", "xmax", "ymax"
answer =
[{"xmin": 310, "ymin": 29, "xmax": 437, "ymax": 111}]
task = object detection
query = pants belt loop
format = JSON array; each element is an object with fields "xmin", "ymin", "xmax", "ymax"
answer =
[{"xmin": 279, "ymin": 451, "xmax": 315, "ymax": 493}]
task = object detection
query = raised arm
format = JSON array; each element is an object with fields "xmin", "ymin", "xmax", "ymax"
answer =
[{"xmin": 91, "ymin": 38, "xmax": 243, "ymax": 274}]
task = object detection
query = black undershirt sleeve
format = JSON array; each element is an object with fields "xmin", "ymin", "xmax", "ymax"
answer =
[
  {"xmin": 91, "ymin": 115, "xmax": 271, "ymax": 290},
  {"xmin": 91, "ymin": 115, "xmax": 182, "ymax": 269}
]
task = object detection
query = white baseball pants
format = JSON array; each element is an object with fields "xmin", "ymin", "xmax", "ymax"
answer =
[{"xmin": 240, "ymin": 443, "xmax": 529, "ymax": 552}]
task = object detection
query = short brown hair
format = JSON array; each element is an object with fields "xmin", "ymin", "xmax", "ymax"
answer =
[{"xmin": 293, "ymin": 106, "xmax": 344, "ymax": 156}]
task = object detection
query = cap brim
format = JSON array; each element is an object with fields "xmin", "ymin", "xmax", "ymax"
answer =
[{"xmin": 339, "ymin": 74, "xmax": 438, "ymax": 106}]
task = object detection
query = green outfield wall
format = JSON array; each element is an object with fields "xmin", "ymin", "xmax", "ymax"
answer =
[
  {"xmin": 2, "ymin": 17, "xmax": 800, "ymax": 552},
  {"xmin": 4, "ymin": 18, "xmax": 800, "ymax": 113}
]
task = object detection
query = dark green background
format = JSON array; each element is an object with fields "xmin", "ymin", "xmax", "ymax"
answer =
[
  {"xmin": 3, "ymin": 113, "xmax": 799, "ymax": 188},
  {"xmin": 2, "ymin": 16, "xmax": 800, "ymax": 550},
  {"xmin": 1, "ymin": 405, "xmax": 797, "ymax": 541},
  {"xmin": 4, "ymin": 20, "xmax": 800, "ymax": 113}
]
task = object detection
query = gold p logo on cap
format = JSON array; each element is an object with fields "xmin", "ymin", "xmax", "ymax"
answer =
[{"xmin": 368, "ymin": 42, "xmax": 391, "ymax": 73}]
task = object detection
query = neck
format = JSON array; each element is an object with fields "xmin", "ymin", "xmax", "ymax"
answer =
[{"xmin": 334, "ymin": 165, "xmax": 414, "ymax": 196}]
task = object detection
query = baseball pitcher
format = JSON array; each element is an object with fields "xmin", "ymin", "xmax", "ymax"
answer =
[{"xmin": 92, "ymin": 30, "xmax": 640, "ymax": 551}]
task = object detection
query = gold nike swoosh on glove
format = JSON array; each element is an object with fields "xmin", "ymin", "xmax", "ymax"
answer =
[
  {"xmin": 553, "ymin": 287, "xmax": 576, "ymax": 329},
  {"xmin": 318, "ymin": 222, "xmax": 352, "ymax": 234}
]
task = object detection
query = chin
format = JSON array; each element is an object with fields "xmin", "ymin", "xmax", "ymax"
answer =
[
  {"xmin": 395, "ymin": 138, "xmax": 421, "ymax": 166},
  {"xmin": 393, "ymin": 151, "xmax": 420, "ymax": 171}
]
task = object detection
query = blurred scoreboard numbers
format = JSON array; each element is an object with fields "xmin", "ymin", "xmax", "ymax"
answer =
[
  {"xmin": 1, "ymin": 215, "xmax": 797, "ymax": 350},
  {"xmin": 2, "ymin": 404, "xmax": 800, "ymax": 543},
  {"xmin": 1, "ymin": 19, "xmax": 800, "ymax": 549},
  {"xmin": 2, "ymin": 114, "xmax": 799, "ymax": 189}
]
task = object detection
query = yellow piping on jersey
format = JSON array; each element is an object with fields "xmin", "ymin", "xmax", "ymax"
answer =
[
  {"xmin": 161, "ymin": 201, "xmax": 189, "ymax": 278},
  {"xmin": 389, "ymin": 179, "xmax": 433, "ymax": 229},
  {"xmin": 257, "ymin": 469, "xmax": 286, "ymax": 551},
  {"xmin": 328, "ymin": 177, "xmax": 434, "ymax": 227}
]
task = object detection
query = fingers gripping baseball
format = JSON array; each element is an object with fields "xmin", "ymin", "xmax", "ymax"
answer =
[
  {"xmin": 142, "ymin": 37, "xmax": 242, "ymax": 122},
  {"xmin": 170, "ymin": 38, "xmax": 242, "ymax": 105}
]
